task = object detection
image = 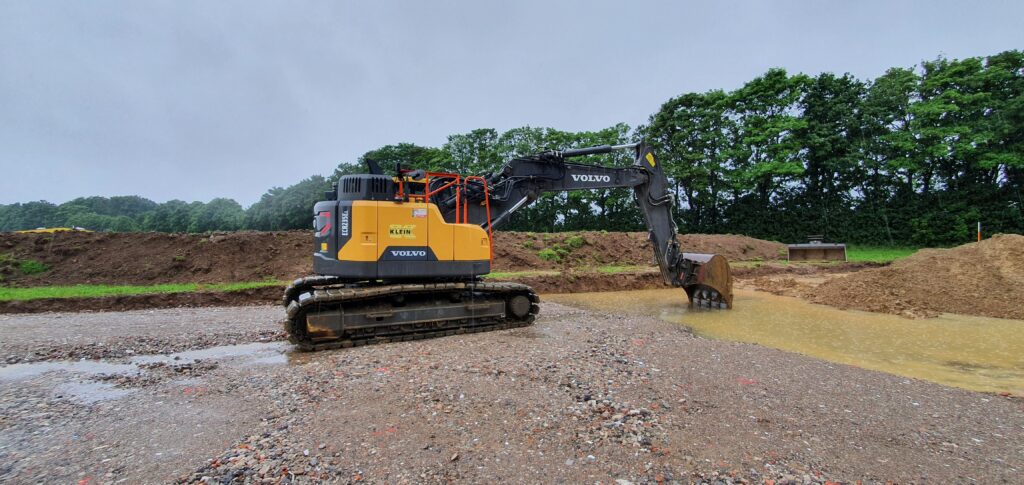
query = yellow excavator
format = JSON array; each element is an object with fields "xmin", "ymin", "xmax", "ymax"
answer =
[{"xmin": 283, "ymin": 142, "xmax": 732, "ymax": 350}]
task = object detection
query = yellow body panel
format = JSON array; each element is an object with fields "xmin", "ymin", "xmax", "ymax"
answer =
[
  {"xmin": 337, "ymin": 201, "xmax": 379, "ymax": 262},
  {"xmin": 427, "ymin": 203, "xmax": 454, "ymax": 260},
  {"xmin": 453, "ymin": 221, "xmax": 490, "ymax": 261},
  {"xmin": 378, "ymin": 202, "xmax": 429, "ymax": 249},
  {"xmin": 338, "ymin": 201, "xmax": 490, "ymax": 263}
]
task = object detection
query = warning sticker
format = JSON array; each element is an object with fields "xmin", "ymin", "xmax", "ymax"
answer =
[{"xmin": 412, "ymin": 208, "xmax": 427, "ymax": 218}]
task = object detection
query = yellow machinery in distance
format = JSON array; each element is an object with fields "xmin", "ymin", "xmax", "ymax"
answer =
[{"xmin": 283, "ymin": 142, "xmax": 733, "ymax": 351}]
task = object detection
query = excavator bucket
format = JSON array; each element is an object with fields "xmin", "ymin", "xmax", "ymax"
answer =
[{"xmin": 680, "ymin": 253, "xmax": 733, "ymax": 309}]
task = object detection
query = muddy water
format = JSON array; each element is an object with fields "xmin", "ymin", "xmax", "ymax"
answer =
[
  {"xmin": 0, "ymin": 342, "xmax": 295, "ymax": 403},
  {"xmin": 547, "ymin": 289, "xmax": 1024, "ymax": 395}
]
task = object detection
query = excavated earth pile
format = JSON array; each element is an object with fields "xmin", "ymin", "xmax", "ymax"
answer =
[
  {"xmin": 0, "ymin": 230, "xmax": 785, "ymax": 287},
  {"xmin": 494, "ymin": 232, "xmax": 785, "ymax": 270},
  {"xmin": 0, "ymin": 231, "xmax": 310, "ymax": 286},
  {"xmin": 810, "ymin": 234, "xmax": 1024, "ymax": 319}
]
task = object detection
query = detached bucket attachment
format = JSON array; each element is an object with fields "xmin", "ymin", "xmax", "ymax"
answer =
[
  {"xmin": 787, "ymin": 235, "xmax": 847, "ymax": 262},
  {"xmin": 787, "ymin": 243, "xmax": 847, "ymax": 262},
  {"xmin": 680, "ymin": 253, "xmax": 733, "ymax": 309}
]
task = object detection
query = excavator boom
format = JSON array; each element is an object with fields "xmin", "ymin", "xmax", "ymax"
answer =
[{"xmin": 433, "ymin": 142, "xmax": 732, "ymax": 308}]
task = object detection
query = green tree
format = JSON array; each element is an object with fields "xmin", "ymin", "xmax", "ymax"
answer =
[
  {"xmin": 189, "ymin": 198, "xmax": 245, "ymax": 232},
  {"xmin": 643, "ymin": 90, "xmax": 732, "ymax": 233},
  {"xmin": 349, "ymin": 143, "xmax": 452, "ymax": 175},
  {"xmin": 245, "ymin": 176, "xmax": 331, "ymax": 231},
  {"xmin": 720, "ymin": 69, "xmax": 809, "ymax": 239},
  {"xmin": 790, "ymin": 72, "xmax": 867, "ymax": 241},
  {"xmin": 0, "ymin": 201, "xmax": 58, "ymax": 231},
  {"xmin": 856, "ymin": 67, "xmax": 920, "ymax": 244},
  {"xmin": 141, "ymin": 200, "xmax": 196, "ymax": 232}
]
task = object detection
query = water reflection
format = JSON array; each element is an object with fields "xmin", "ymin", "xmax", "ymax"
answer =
[
  {"xmin": 547, "ymin": 289, "xmax": 1024, "ymax": 395},
  {"xmin": 0, "ymin": 341, "xmax": 305, "ymax": 403}
]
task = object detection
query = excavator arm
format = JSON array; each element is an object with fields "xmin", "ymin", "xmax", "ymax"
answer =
[{"xmin": 433, "ymin": 143, "xmax": 733, "ymax": 309}]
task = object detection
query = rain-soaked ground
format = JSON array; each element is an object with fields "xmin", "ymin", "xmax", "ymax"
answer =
[
  {"xmin": 1, "ymin": 301, "xmax": 1022, "ymax": 483},
  {"xmin": 0, "ymin": 342, "xmax": 293, "ymax": 403},
  {"xmin": 548, "ymin": 288, "xmax": 1024, "ymax": 395}
]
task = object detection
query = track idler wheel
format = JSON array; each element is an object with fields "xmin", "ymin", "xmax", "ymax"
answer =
[{"xmin": 507, "ymin": 294, "xmax": 533, "ymax": 319}]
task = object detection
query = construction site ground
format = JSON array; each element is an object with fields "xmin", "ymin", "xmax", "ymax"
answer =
[
  {"xmin": 1, "ymin": 231, "xmax": 1022, "ymax": 483},
  {"xmin": 3, "ymin": 302, "xmax": 1022, "ymax": 484}
]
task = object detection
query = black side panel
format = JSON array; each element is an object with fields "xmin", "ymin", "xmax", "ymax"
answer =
[
  {"xmin": 313, "ymin": 256, "xmax": 377, "ymax": 279},
  {"xmin": 313, "ymin": 254, "xmax": 489, "ymax": 280},
  {"xmin": 336, "ymin": 175, "xmax": 396, "ymax": 201},
  {"xmin": 337, "ymin": 202, "xmax": 353, "ymax": 251},
  {"xmin": 376, "ymin": 246, "xmax": 487, "ymax": 277},
  {"xmin": 378, "ymin": 260, "xmax": 489, "ymax": 278},
  {"xmin": 313, "ymin": 200, "xmax": 340, "ymax": 259},
  {"xmin": 379, "ymin": 246, "xmax": 438, "ymax": 261}
]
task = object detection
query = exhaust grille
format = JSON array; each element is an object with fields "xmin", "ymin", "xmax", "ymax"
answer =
[
  {"xmin": 369, "ymin": 178, "xmax": 389, "ymax": 194},
  {"xmin": 342, "ymin": 178, "xmax": 362, "ymax": 193}
]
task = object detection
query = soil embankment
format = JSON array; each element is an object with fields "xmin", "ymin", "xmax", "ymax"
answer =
[
  {"xmin": 810, "ymin": 234, "xmax": 1024, "ymax": 319},
  {"xmin": 8, "ymin": 230, "xmax": 1023, "ymax": 320},
  {"xmin": 0, "ymin": 231, "xmax": 790, "ymax": 313},
  {"xmin": 0, "ymin": 230, "xmax": 785, "ymax": 287},
  {"xmin": 752, "ymin": 234, "xmax": 1024, "ymax": 320}
]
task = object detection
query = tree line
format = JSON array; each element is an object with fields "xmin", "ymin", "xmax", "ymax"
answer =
[{"xmin": 2, "ymin": 50, "xmax": 1021, "ymax": 246}]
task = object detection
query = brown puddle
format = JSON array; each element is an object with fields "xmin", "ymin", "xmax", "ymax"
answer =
[
  {"xmin": 546, "ymin": 289, "xmax": 1024, "ymax": 395},
  {"xmin": 0, "ymin": 342, "xmax": 300, "ymax": 403},
  {"xmin": 130, "ymin": 342, "xmax": 293, "ymax": 366}
]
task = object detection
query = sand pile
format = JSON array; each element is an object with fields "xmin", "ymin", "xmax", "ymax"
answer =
[{"xmin": 811, "ymin": 234, "xmax": 1024, "ymax": 319}]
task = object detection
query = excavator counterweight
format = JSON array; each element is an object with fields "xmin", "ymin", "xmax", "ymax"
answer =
[{"xmin": 283, "ymin": 142, "xmax": 732, "ymax": 350}]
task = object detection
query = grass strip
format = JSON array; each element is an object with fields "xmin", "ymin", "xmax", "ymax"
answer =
[
  {"xmin": 846, "ymin": 246, "xmax": 918, "ymax": 263},
  {"xmin": 0, "ymin": 280, "xmax": 284, "ymax": 302},
  {"xmin": 485, "ymin": 270, "xmax": 561, "ymax": 279},
  {"xmin": 592, "ymin": 265, "xmax": 656, "ymax": 274}
]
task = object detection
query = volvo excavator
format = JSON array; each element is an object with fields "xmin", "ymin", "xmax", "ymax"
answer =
[{"xmin": 283, "ymin": 142, "xmax": 733, "ymax": 351}]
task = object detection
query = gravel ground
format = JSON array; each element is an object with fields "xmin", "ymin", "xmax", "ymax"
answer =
[
  {"xmin": 0, "ymin": 306, "xmax": 284, "ymax": 364},
  {"xmin": 0, "ymin": 303, "xmax": 1022, "ymax": 484}
]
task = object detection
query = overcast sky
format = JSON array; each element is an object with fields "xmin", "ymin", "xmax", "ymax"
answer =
[{"xmin": 2, "ymin": 1, "xmax": 1022, "ymax": 206}]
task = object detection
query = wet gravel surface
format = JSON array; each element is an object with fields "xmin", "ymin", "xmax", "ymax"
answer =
[
  {"xmin": 0, "ymin": 306, "xmax": 284, "ymax": 364},
  {"xmin": 0, "ymin": 303, "xmax": 1022, "ymax": 484}
]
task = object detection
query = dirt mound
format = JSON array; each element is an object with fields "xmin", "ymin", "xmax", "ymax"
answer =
[
  {"xmin": 810, "ymin": 234, "xmax": 1024, "ymax": 319},
  {"xmin": 0, "ymin": 231, "xmax": 783, "ymax": 287},
  {"xmin": 495, "ymin": 232, "xmax": 784, "ymax": 270},
  {"xmin": 0, "ymin": 231, "xmax": 311, "ymax": 286},
  {"xmin": 509, "ymin": 271, "xmax": 665, "ymax": 294}
]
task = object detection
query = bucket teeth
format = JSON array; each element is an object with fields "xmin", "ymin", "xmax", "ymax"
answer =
[
  {"xmin": 689, "ymin": 297, "xmax": 730, "ymax": 309},
  {"xmin": 688, "ymin": 286, "xmax": 729, "ymax": 309}
]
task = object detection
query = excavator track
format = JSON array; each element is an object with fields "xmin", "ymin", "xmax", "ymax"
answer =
[{"xmin": 282, "ymin": 277, "xmax": 540, "ymax": 351}]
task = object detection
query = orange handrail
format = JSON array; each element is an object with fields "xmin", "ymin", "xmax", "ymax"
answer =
[
  {"xmin": 464, "ymin": 176, "xmax": 493, "ymax": 263},
  {"xmin": 424, "ymin": 172, "xmax": 461, "ymax": 222},
  {"xmin": 414, "ymin": 171, "xmax": 493, "ymax": 263}
]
